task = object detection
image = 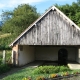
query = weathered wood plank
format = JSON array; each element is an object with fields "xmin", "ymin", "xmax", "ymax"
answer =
[
  {"xmin": 51, "ymin": 11, "xmax": 54, "ymax": 45},
  {"xmin": 46, "ymin": 14, "xmax": 49, "ymax": 45},
  {"xmin": 36, "ymin": 22, "xmax": 41, "ymax": 45},
  {"xmin": 49, "ymin": 11, "xmax": 53, "ymax": 45},
  {"xmin": 41, "ymin": 18, "xmax": 44, "ymax": 45},
  {"xmin": 32, "ymin": 26, "xmax": 37, "ymax": 45},
  {"xmin": 53, "ymin": 11, "xmax": 57, "ymax": 45},
  {"xmin": 17, "ymin": 10, "xmax": 80, "ymax": 45}
]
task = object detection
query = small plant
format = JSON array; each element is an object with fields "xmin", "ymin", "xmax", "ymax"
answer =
[
  {"xmin": 36, "ymin": 76, "xmax": 45, "ymax": 80},
  {"xmin": 22, "ymin": 77, "xmax": 31, "ymax": 80},
  {"xmin": 49, "ymin": 74, "xmax": 58, "ymax": 78},
  {"xmin": 62, "ymin": 72, "xmax": 69, "ymax": 76},
  {"xmin": 59, "ymin": 66, "xmax": 71, "ymax": 72}
]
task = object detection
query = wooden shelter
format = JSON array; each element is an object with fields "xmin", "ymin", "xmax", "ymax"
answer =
[{"xmin": 10, "ymin": 6, "xmax": 80, "ymax": 66}]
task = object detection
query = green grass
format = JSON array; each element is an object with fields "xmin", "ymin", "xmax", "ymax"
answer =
[
  {"xmin": 2, "ymin": 67, "xmax": 50, "ymax": 80},
  {"xmin": 2, "ymin": 66, "xmax": 80, "ymax": 80},
  {"xmin": 2, "ymin": 67, "xmax": 36, "ymax": 80}
]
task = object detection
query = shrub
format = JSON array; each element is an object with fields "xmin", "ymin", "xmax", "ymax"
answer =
[
  {"xmin": 62, "ymin": 72, "xmax": 69, "ymax": 76},
  {"xmin": 49, "ymin": 74, "xmax": 58, "ymax": 78},
  {"xmin": 32, "ymin": 66, "xmax": 71, "ymax": 74},
  {"xmin": 0, "ymin": 64, "xmax": 10, "ymax": 74},
  {"xmin": 0, "ymin": 54, "xmax": 2, "ymax": 65},
  {"xmin": 0, "ymin": 58, "xmax": 2, "ymax": 65},
  {"xmin": 32, "ymin": 66, "xmax": 57, "ymax": 74},
  {"xmin": 59, "ymin": 66, "xmax": 71, "ymax": 72}
]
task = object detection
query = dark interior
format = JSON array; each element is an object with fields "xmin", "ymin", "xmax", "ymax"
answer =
[{"xmin": 58, "ymin": 48, "xmax": 68, "ymax": 65}]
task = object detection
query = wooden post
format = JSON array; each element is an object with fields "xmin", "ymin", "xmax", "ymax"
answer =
[{"xmin": 3, "ymin": 50, "xmax": 6, "ymax": 64}]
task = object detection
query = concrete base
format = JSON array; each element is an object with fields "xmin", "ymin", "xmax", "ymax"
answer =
[{"xmin": 68, "ymin": 62, "xmax": 80, "ymax": 70}]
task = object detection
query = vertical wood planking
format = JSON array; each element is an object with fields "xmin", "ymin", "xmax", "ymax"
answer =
[
  {"xmin": 52, "ymin": 10, "xmax": 54, "ymax": 45},
  {"xmin": 29, "ymin": 30, "xmax": 32, "ymax": 45},
  {"xmin": 56, "ymin": 11, "xmax": 61, "ymax": 45},
  {"xmin": 58, "ymin": 13, "xmax": 62, "ymax": 45},
  {"xmin": 31, "ymin": 26, "xmax": 36, "ymax": 45},
  {"xmin": 63, "ymin": 19, "xmax": 67, "ymax": 45},
  {"xmin": 17, "ymin": 9, "xmax": 80, "ymax": 45},
  {"xmin": 22, "ymin": 35, "xmax": 25, "ymax": 45},
  {"xmin": 43, "ymin": 15, "xmax": 47, "ymax": 45},
  {"xmin": 25, "ymin": 33, "xmax": 28, "ymax": 45},
  {"xmin": 35, "ymin": 24, "xmax": 37, "ymax": 45},
  {"xmin": 27, "ymin": 31, "xmax": 30, "ymax": 45},
  {"xmin": 59, "ymin": 13, "xmax": 63, "ymax": 45},
  {"xmin": 49, "ymin": 11, "xmax": 53, "ymax": 45},
  {"xmin": 53, "ymin": 11, "xmax": 57, "ymax": 45},
  {"xmin": 41, "ymin": 18, "xmax": 44, "ymax": 45},
  {"xmin": 41, "ymin": 18, "xmax": 43, "ymax": 45},
  {"xmin": 36, "ymin": 22, "xmax": 41, "ymax": 45},
  {"xmin": 47, "ymin": 13, "xmax": 50, "ymax": 45},
  {"xmin": 45, "ymin": 14, "xmax": 48, "ymax": 45},
  {"xmin": 32, "ymin": 26, "xmax": 36, "ymax": 45}
]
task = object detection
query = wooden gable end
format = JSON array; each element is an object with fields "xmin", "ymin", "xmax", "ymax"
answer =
[{"xmin": 11, "ymin": 6, "xmax": 80, "ymax": 46}]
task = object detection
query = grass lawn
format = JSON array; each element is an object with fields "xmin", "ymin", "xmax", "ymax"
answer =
[
  {"xmin": 2, "ymin": 67, "xmax": 38, "ymax": 80},
  {"xmin": 2, "ymin": 65, "xmax": 80, "ymax": 80}
]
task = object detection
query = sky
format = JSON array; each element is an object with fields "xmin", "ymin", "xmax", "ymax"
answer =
[{"xmin": 0, "ymin": 0, "xmax": 77, "ymax": 20}]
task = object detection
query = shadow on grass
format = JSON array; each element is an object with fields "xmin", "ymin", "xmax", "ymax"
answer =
[{"xmin": 0, "ymin": 64, "xmax": 35, "ymax": 79}]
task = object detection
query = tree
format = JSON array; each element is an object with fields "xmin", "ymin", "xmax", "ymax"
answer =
[
  {"xmin": 0, "ymin": 21, "xmax": 3, "ymax": 31},
  {"xmin": 77, "ymin": 0, "xmax": 80, "ymax": 5},
  {"xmin": 0, "ymin": 4, "xmax": 40, "ymax": 46},
  {"xmin": 1, "ymin": 11, "xmax": 13, "ymax": 23},
  {"xmin": 2, "ymin": 4, "xmax": 40, "ymax": 35}
]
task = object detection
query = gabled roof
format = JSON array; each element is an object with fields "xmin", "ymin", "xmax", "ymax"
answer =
[{"xmin": 10, "ymin": 6, "xmax": 80, "ymax": 47}]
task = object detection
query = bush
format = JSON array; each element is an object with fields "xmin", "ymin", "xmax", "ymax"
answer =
[
  {"xmin": 0, "ymin": 52, "xmax": 2, "ymax": 65},
  {"xmin": 32, "ymin": 66, "xmax": 71, "ymax": 74},
  {"xmin": 59, "ymin": 66, "xmax": 71, "ymax": 72},
  {"xmin": 0, "ymin": 64, "xmax": 10, "ymax": 74},
  {"xmin": 0, "ymin": 58, "xmax": 2, "ymax": 65},
  {"xmin": 32, "ymin": 66, "xmax": 56, "ymax": 74}
]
